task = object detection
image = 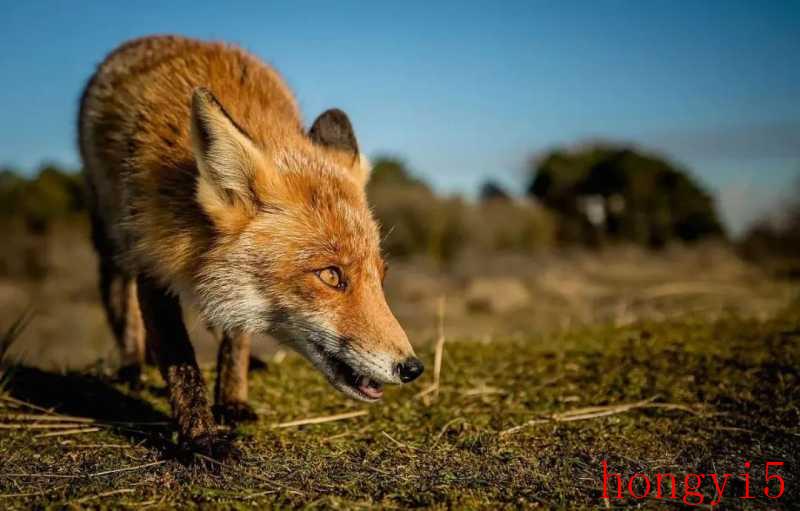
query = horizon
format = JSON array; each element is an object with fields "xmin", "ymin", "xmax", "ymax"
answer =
[{"xmin": 1, "ymin": 1, "xmax": 798, "ymax": 234}]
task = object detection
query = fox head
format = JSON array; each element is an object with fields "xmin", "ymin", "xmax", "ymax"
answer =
[{"xmin": 188, "ymin": 88, "xmax": 423, "ymax": 401}]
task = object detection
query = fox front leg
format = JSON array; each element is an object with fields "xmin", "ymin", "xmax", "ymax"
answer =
[
  {"xmin": 136, "ymin": 275, "xmax": 233, "ymax": 460},
  {"xmin": 213, "ymin": 331, "xmax": 258, "ymax": 425}
]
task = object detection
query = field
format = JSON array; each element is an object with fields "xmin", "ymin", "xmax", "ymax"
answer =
[{"xmin": 0, "ymin": 221, "xmax": 799, "ymax": 509}]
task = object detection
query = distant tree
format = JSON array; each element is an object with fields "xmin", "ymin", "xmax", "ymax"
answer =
[
  {"xmin": 366, "ymin": 156, "xmax": 465, "ymax": 263},
  {"xmin": 479, "ymin": 180, "xmax": 510, "ymax": 202},
  {"xmin": 367, "ymin": 157, "xmax": 430, "ymax": 192},
  {"xmin": 527, "ymin": 144, "xmax": 724, "ymax": 247}
]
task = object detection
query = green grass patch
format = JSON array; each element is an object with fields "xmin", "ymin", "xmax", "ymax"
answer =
[{"xmin": 1, "ymin": 305, "xmax": 798, "ymax": 509}]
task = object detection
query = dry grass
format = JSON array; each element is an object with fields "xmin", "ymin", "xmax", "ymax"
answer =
[{"xmin": 1, "ymin": 221, "xmax": 795, "ymax": 372}]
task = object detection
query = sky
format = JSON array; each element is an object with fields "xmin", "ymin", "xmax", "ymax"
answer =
[{"xmin": 1, "ymin": 1, "xmax": 798, "ymax": 234}]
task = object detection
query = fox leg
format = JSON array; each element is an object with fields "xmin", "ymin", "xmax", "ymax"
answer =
[
  {"xmin": 91, "ymin": 214, "xmax": 145, "ymax": 384},
  {"xmin": 136, "ymin": 274, "xmax": 229, "ymax": 458},
  {"xmin": 108, "ymin": 274, "xmax": 145, "ymax": 381},
  {"xmin": 213, "ymin": 331, "xmax": 257, "ymax": 424}
]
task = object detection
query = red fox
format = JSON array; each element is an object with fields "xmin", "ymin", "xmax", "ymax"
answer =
[{"xmin": 79, "ymin": 35, "xmax": 423, "ymax": 456}]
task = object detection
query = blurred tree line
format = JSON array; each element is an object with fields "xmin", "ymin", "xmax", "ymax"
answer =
[
  {"xmin": 0, "ymin": 164, "xmax": 86, "ymax": 278},
  {"xmin": 0, "ymin": 164, "xmax": 85, "ymax": 233},
  {"xmin": 11, "ymin": 147, "xmax": 794, "ymax": 271},
  {"xmin": 367, "ymin": 144, "xmax": 728, "ymax": 263},
  {"xmin": 739, "ymin": 178, "xmax": 800, "ymax": 278},
  {"xmin": 367, "ymin": 158, "xmax": 555, "ymax": 263}
]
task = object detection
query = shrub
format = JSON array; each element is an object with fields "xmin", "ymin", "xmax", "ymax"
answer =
[
  {"xmin": 469, "ymin": 198, "xmax": 556, "ymax": 253},
  {"xmin": 368, "ymin": 158, "xmax": 554, "ymax": 262}
]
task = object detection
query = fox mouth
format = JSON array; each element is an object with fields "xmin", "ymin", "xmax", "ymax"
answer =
[
  {"xmin": 286, "ymin": 333, "xmax": 389, "ymax": 402},
  {"xmin": 271, "ymin": 317, "xmax": 397, "ymax": 401},
  {"xmin": 328, "ymin": 353, "xmax": 385, "ymax": 401}
]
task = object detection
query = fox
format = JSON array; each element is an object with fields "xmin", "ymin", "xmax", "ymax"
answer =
[{"xmin": 79, "ymin": 35, "xmax": 423, "ymax": 456}]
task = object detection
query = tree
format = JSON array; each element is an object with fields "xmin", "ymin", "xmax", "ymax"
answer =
[
  {"xmin": 479, "ymin": 180, "xmax": 510, "ymax": 202},
  {"xmin": 527, "ymin": 144, "xmax": 724, "ymax": 247},
  {"xmin": 367, "ymin": 157, "xmax": 429, "ymax": 192}
]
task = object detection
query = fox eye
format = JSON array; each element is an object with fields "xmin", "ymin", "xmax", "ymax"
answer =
[{"xmin": 315, "ymin": 267, "xmax": 346, "ymax": 290}]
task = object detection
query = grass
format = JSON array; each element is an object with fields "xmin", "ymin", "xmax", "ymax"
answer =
[{"xmin": 1, "ymin": 303, "xmax": 799, "ymax": 509}]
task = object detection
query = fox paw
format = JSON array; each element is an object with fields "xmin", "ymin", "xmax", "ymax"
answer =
[
  {"xmin": 212, "ymin": 401, "xmax": 258, "ymax": 425},
  {"xmin": 116, "ymin": 364, "xmax": 143, "ymax": 390},
  {"xmin": 182, "ymin": 433, "xmax": 241, "ymax": 465}
]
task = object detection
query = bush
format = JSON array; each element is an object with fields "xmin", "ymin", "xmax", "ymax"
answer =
[
  {"xmin": 469, "ymin": 198, "xmax": 556, "ymax": 253},
  {"xmin": 369, "ymin": 180, "xmax": 466, "ymax": 263},
  {"xmin": 368, "ymin": 158, "xmax": 554, "ymax": 263}
]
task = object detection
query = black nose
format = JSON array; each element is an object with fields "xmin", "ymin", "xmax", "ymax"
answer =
[{"xmin": 396, "ymin": 357, "xmax": 424, "ymax": 383}]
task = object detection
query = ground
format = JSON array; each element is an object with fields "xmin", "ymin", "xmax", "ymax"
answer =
[
  {"xmin": 1, "ymin": 301, "xmax": 798, "ymax": 509},
  {"xmin": 1, "ymin": 224, "xmax": 798, "ymax": 508}
]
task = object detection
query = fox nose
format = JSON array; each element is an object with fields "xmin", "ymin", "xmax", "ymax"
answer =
[{"xmin": 396, "ymin": 357, "xmax": 424, "ymax": 383}]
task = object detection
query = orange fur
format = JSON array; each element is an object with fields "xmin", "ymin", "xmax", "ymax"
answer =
[{"xmin": 80, "ymin": 35, "xmax": 421, "ymax": 432}]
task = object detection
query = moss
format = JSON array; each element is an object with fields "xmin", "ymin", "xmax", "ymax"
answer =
[{"xmin": 1, "ymin": 306, "xmax": 798, "ymax": 509}]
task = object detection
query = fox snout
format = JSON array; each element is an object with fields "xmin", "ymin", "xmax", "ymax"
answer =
[
  {"xmin": 287, "ymin": 287, "xmax": 424, "ymax": 401},
  {"xmin": 354, "ymin": 291, "xmax": 421, "ymax": 383}
]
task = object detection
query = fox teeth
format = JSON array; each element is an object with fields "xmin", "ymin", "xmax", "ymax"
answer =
[{"xmin": 357, "ymin": 376, "xmax": 376, "ymax": 389}]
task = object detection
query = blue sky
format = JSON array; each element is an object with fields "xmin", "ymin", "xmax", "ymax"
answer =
[{"xmin": 1, "ymin": 1, "xmax": 798, "ymax": 234}]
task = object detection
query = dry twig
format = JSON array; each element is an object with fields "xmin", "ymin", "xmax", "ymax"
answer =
[
  {"xmin": 61, "ymin": 443, "xmax": 132, "ymax": 449},
  {"xmin": 0, "ymin": 395, "xmax": 55, "ymax": 414},
  {"xmin": 0, "ymin": 423, "xmax": 90, "ymax": 430},
  {"xmin": 271, "ymin": 410, "xmax": 367, "ymax": 429},
  {"xmin": 381, "ymin": 431, "xmax": 417, "ymax": 450},
  {"xmin": 499, "ymin": 397, "xmax": 704, "ymax": 437},
  {"xmin": 35, "ymin": 427, "xmax": 101, "ymax": 438},
  {"xmin": 415, "ymin": 296, "xmax": 446, "ymax": 402},
  {"xmin": 2, "ymin": 413, "xmax": 95, "ymax": 423},
  {"xmin": 89, "ymin": 460, "xmax": 165, "ymax": 478},
  {"xmin": 461, "ymin": 384, "xmax": 505, "ymax": 397}
]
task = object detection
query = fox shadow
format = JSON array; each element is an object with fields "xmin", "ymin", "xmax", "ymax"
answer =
[{"xmin": 3, "ymin": 365, "xmax": 176, "ymax": 453}]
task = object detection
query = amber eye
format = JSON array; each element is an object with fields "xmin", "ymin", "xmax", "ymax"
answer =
[{"xmin": 315, "ymin": 267, "xmax": 345, "ymax": 290}]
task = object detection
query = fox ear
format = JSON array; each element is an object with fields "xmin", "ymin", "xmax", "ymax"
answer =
[
  {"xmin": 191, "ymin": 88, "xmax": 269, "ymax": 228},
  {"xmin": 309, "ymin": 109, "xmax": 370, "ymax": 187}
]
